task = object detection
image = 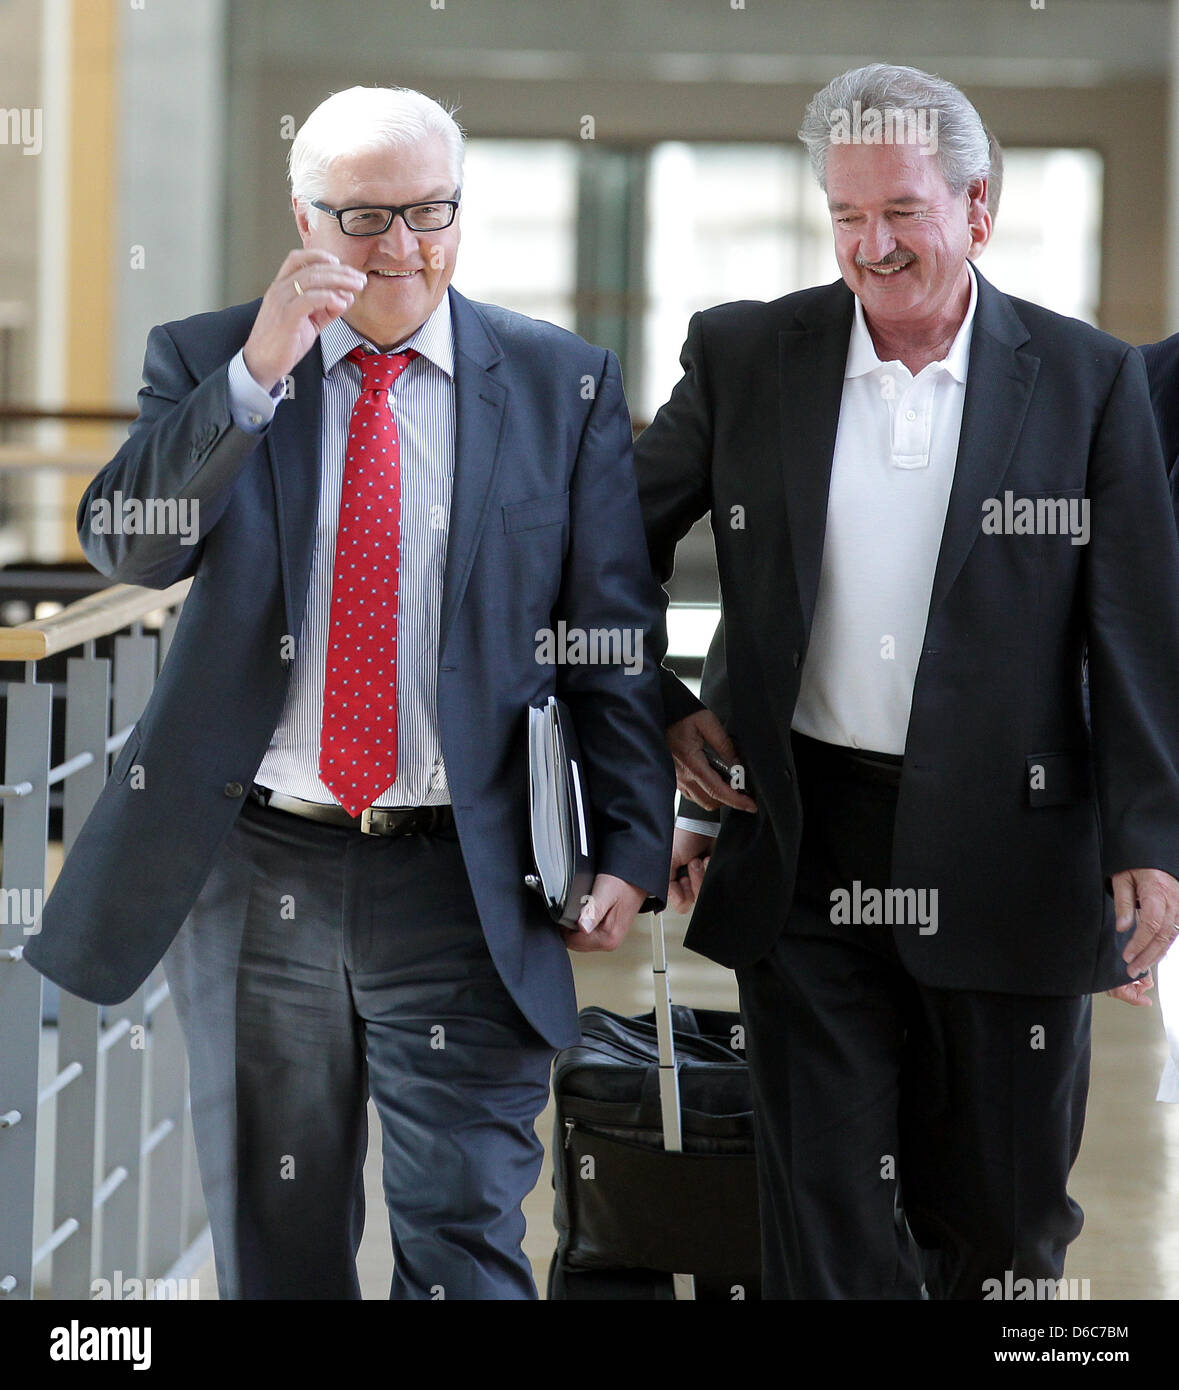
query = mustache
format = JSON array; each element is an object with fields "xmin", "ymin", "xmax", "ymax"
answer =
[{"xmin": 856, "ymin": 252, "xmax": 916, "ymax": 270}]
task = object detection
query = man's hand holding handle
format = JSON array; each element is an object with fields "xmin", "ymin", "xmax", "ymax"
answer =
[
  {"xmin": 666, "ymin": 708, "xmax": 757, "ymax": 813},
  {"xmin": 664, "ymin": 709, "xmax": 757, "ymax": 912}
]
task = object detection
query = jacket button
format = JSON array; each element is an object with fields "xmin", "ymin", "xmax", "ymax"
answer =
[
  {"xmin": 224, "ymin": 781, "xmax": 244, "ymax": 798},
  {"xmin": 792, "ymin": 649, "xmax": 801, "ymax": 668}
]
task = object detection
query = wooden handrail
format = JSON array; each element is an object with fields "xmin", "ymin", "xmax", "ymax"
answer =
[
  {"xmin": 0, "ymin": 578, "xmax": 191, "ymax": 661},
  {"xmin": 0, "ymin": 407, "xmax": 136, "ymax": 424},
  {"xmin": 0, "ymin": 446, "xmax": 112, "ymax": 474}
]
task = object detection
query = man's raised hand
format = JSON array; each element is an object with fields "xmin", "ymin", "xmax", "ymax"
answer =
[{"xmin": 242, "ymin": 251, "xmax": 368, "ymax": 392}]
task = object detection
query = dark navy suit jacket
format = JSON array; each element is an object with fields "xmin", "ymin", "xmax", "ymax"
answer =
[{"xmin": 28, "ymin": 287, "xmax": 675, "ymax": 1048}]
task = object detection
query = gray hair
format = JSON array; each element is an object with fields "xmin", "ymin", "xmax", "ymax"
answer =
[
  {"xmin": 289, "ymin": 86, "xmax": 465, "ymax": 226},
  {"xmin": 798, "ymin": 63, "xmax": 990, "ymax": 196}
]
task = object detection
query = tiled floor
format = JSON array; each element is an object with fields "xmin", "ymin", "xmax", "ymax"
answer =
[{"xmin": 186, "ymin": 908, "xmax": 1179, "ymax": 1300}]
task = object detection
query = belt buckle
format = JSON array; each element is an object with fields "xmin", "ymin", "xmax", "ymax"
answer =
[{"xmin": 359, "ymin": 807, "xmax": 377, "ymax": 836}]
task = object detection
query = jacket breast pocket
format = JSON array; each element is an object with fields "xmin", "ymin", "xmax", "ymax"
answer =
[
  {"xmin": 110, "ymin": 727, "xmax": 142, "ymax": 785},
  {"xmin": 502, "ymin": 492, "xmax": 569, "ymax": 534},
  {"xmin": 1026, "ymin": 751, "xmax": 1091, "ymax": 807}
]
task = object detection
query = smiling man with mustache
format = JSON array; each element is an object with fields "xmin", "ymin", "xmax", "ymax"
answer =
[{"xmin": 638, "ymin": 62, "xmax": 1179, "ymax": 1299}]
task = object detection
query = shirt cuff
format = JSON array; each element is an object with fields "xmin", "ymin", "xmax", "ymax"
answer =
[
  {"xmin": 676, "ymin": 816, "xmax": 720, "ymax": 838},
  {"xmin": 227, "ymin": 349, "xmax": 283, "ymax": 433}
]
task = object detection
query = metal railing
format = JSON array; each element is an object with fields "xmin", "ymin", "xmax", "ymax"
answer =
[{"xmin": 0, "ymin": 578, "xmax": 209, "ymax": 1299}]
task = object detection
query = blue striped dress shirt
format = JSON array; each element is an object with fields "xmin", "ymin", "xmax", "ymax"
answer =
[{"xmin": 230, "ymin": 295, "xmax": 455, "ymax": 807}]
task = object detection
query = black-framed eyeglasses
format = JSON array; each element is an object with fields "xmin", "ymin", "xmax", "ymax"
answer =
[{"xmin": 309, "ymin": 197, "xmax": 460, "ymax": 235}]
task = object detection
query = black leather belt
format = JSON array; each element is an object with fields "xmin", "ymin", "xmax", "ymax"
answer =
[
  {"xmin": 791, "ymin": 732, "xmax": 904, "ymax": 787},
  {"xmin": 250, "ymin": 785, "xmax": 455, "ymax": 838}
]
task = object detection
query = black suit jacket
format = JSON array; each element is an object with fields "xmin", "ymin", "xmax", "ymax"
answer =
[
  {"xmin": 28, "ymin": 288, "xmax": 675, "ymax": 1047},
  {"xmin": 638, "ymin": 269, "xmax": 1179, "ymax": 995}
]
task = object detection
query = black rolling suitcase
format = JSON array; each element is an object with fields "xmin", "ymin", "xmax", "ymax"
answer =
[{"xmin": 547, "ymin": 913, "xmax": 762, "ymax": 1300}]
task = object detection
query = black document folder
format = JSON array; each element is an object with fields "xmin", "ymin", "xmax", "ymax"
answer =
[{"xmin": 525, "ymin": 695, "xmax": 595, "ymax": 928}]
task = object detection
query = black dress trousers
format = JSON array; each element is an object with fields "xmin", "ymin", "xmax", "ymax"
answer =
[{"xmin": 735, "ymin": 733, "xmax": 1092, "ymax": 1299}]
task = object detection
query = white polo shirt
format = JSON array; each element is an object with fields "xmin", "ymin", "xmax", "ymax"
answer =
[{"xmin": 791, "ymin": 262, "xmax": 979, "ymax": 756}]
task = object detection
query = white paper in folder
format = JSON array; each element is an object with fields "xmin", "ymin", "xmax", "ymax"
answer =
[
  {"xmin": 525, "ymin": 696, "xmax": 595, "ymax": 928},
  {"xmin": 1156, "ymin": 949, "xmax": 1179, "ymax": 1103}
]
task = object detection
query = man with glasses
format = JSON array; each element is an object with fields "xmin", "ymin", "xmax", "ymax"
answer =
[{"xmin": 30, "ymin": 85, "xmax": 674, "ymax": 1299}]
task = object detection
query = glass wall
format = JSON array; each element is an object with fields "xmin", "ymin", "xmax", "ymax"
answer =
[
  {"xmin": 979, "ymin": 148, "xmax": 1103, "ymax": 326},
  {"xmin": 448, "ymin": 136, "xmax": 1104, "ymax": 423},
  {"xmin": 450, "ymin": 139, "xmax": 578, "ymax": 331}
]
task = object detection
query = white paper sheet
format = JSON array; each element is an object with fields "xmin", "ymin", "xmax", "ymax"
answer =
[{"xmin": 1156, "ymin": 948, "xmax": 1179, "ymax": 1102}]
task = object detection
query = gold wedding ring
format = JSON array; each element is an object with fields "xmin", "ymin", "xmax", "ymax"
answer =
[{"xmin": 293, "ymin": 279, "xmax": 304, "ymax": 296}]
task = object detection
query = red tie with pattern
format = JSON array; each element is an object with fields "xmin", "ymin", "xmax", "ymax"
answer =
[{"xmin": 319, "ymin": 346, "xmax": 419, "ymax": 815}]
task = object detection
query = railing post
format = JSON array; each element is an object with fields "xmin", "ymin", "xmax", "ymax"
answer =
[
  {"xmin": 94, "ymin": 631, "xmax": 157, "ymax": 1286},
  {"xmin": 63, "ymin": 643, "xmax": 110, "ymax": 850},
  {"xmin": 112, "ymin": 631, "xmax": 155, "ymax": 751},
  {"xmin": 0, "ymin": 669, "xmax": 52, "ymax": 1300},
  {"xmin": 50, "ymin": 645, "xmax": 110, "ymax": 1298}
]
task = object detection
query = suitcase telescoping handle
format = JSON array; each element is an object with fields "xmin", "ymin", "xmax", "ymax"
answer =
[{"xmin": 649, "ymin": 910, "xmax": 697, "ymax": 1301}]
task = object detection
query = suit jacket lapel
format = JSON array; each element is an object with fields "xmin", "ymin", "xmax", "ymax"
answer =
[
  {"xmin": 779, "ymin": 284, "xmax": 855, "ymax": 637},
  {"xmin": 440, "ymin": 289, "xmax": 508, "ymax": 657},
  {"xmin": 267, "ymin": 341, "xmax": 324, "ymax": 639},
  {"xmin": 927, "ymin": 269, "xmax": 1039, "ymax": 617}
]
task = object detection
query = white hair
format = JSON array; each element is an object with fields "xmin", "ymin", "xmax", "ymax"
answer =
[
  {"xmin": 799, "ymin": 63, "xmax": 989, "ymax": 196},
  {"xmin": 288, "ymin": 86, "xmax": 465, "ymax": 226}
]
